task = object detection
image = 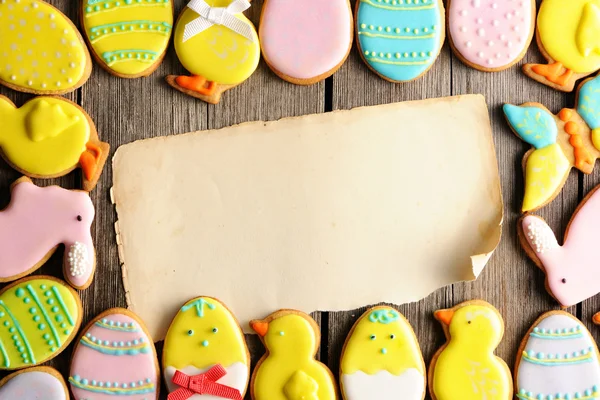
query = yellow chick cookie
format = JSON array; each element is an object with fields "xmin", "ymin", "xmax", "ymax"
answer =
[
  {"xmin": 166, "ymin": 0, "xmax": 260, "ymax": 104},
  {"xmin": 429, "ymin": 300, "xmax": 512, "ymax": 400},
  {"xmin": 340, "ymin": 306, "xmax": 426, "ymax": 400},
  {"xmin": 163, "ymin": 297, "xmax": 250, "ymax": 400},
  {"xmin": 525, "ymin": 0, "xmax": 600, "ymax": 91},
  {"xmin": 250, "ymin": 310, "xmax": 337, "ymax": 400}
]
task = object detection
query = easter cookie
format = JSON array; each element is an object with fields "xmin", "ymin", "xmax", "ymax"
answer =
[
  {"xmin": 0, "ymin": 366, "xmax": 68, "ymax": 399},
  {"xmin": 81, "ymin": 0, "xmax": 174, "ymax": 78},
  {"xmin": 166, "ymin": 0, "xmax": 260, "ymax": 104},
  {"xmin": 0, "ymin": 177, "xmax": 96, "ymax": 290},
  {"xmin": 163, "ymin": 297, "xmax": 250, "ymax": 399},
  {"xmin": 259, "ymin": 0, "xmax": 353, "ymax": 85},
  {"xmin": 447, "ymin": 0, "xmax": 535, "ymax": 72},
  {"xmin": 250, "ymin": 309, "xmax": 337, "ymax": 400},
  {"xmin": 518, "ymin": 184, "xmax": 600, "ymax": 307},
  {"xmin": 340, "ymin": 306, "xmax": 426, "ymax": 400},
  {"xmin": 69, "ymin": 308, "xmax": 160, "ymax": 399},
  {"xmin": 515, "ymin": 311, "xmax": 600, "ymax": 400},
  {"xmin": 0, "ymin": 276, "xmax": 82, "ymax": 370},
  {"xmin": 0, "ymin": 95, "xmax": 109, "ymax": 191},
  {"xmin": 503, "ymin": 74, "xmax": 600, "ymax": 212},
  {"xmin": 524, "ymin": 0, "xmax": 600, "ymax": 92},
  {"xmin": 429, "ymin": 300, "xmax": 512, "ymax": 400},
  {"xmin": 355, "ymin": 0, "xmax": 445, "ymax": 83},
  {"xmin": 0, "ymin": 0, "xmax": 92, "ymax": 94}
]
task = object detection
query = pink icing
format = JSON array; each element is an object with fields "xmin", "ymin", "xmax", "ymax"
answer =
[
  {"xmin": 0, "ymin": 370, "xmax": 67, "ymax": 400},
  {"xmin": 522, "ymin": 188, "xmax": 600, "ymax": 307},
  {"xmin": 259, "ymin": 0, "xmax": 352, "ymax": 81},
  {"xmin": 69, "ymin": 312, "xmax": 158, "ymax": 400},
  {"xmin": 448, "ymin": 0, "xmax": 533, "ymax": 69},
  {"xmin": 0, "ymin": 179, "xmax": 95, "ymax": 288}
]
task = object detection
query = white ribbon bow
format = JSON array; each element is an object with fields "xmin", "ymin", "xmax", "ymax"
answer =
[{"xmin": 183, "ymin": 0, "xmax": 255, "ymax": 42}]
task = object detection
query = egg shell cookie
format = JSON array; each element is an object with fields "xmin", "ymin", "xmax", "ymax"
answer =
[
  {"xmin": 355, "ymin": 0, "xmax": 445, "ymax": 83},
  {"xmin": 518, "ymin": 184, "xmax": 600, "ymax": 308},
  {"xmin": 0, "ymin": 366, "xmax": 68, "ymax": 399},
  {"xmin": 80, "ymin": 0, "xmax": 174, "ymax": 78},
  {"xmin": 0, "ymin": 95, "xmax": 109, "ymax": 191},
  {"xmin": 524, "ymin": 0, "xmax": 600, "ymax": 92},
  {"xmin": 515, "ymin": 311, "xmax": 600, "ymax": 400},
  {"xmin": 503, "ymin": 74, "xmax": 600, "ymax": 212},
  {"xmin": 0, "ymin": 0, "xmax": 92, "ymax": 94},
  {"xmin": 166, "ymin": 0, "xmax": 260, "ymax": 104},
  {"xmin": 0, "ymin": 176, "xmax": 96, "ymax": 290},
  {"xmin": 69, "ymin": 308, "xmax": 160, "ymax": 400},
  {"xmin": 259, "ymin": 0, "xmax": 353, "ymax": 85},
  {"xmin": 163, "ymin": 296, "xmax": 250, "ymax": 400},
  {"xmin": 447, "ymin": 0, "xmax": 535, "ymax": 72},
  {"xmin": 340, "ymin": 306, "xmax": 426, "ymax": 400},
  {"xmin": 0, "ymin": 276, "xmax": 82, "ymax": 370},
  {"xmin": 250, "ymin": 309, "xmax": 337, "ymax": 400},
  {"xmin": 429, "ymin": 300, "xmax": 513, "ymax": 400}
]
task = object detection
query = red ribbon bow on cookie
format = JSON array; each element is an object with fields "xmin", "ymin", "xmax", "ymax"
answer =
[{"xmin": 167, "ymin": 365, "xmax": 242, "ymax": 400}]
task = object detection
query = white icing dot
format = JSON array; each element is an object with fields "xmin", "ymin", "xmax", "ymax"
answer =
[
  {"xmin": 492, "ymin": 20, "xmax": 499, "ymax": 26},
  {"xmin": 472, "ymin": 0, "xmax": 480, "ymax": 6},
  {"xmin": 8, "ymin": 24, "xmax": 15, "ymax": 30},
  {"xmin": 9, "ymin": 43, "xmax": 17, "ymax": 50},
  {"xmin": 55, "ymin": 51, "xmax": 61, "ymax": 58},
  {"xmin": 477, "ymin": 28, "xmax": 485, "ymax": 37},
  {"xmin": 31, "ymin": 60, "xmax": 38, "ymax": 67},
  {"xmin": 31, "ymin": 38, "xmax": 37, "ymax": 44},
  {"xmin": 488, "ymin": 40, "xmax": 494, "ymax": 47},
  {"xmin": 460, "ymin": 9, "xmax": 468, "ymax": 16},
  {"xmin": 19, "ymin": 18, "xmax": 25, "ymax": 25},
  {"xmin": 69, "ymin": 62, "xmax": 76, "ymax": 68},
  {"xmin": 67, "ymin": 77, "xmax": 72, "ymax": 83},
  {"xmin": 27, "ymin": 80, "xmax": 32, "ymax": 86},
  {"xmin": 477, "ymin": 51, "xmax": 484, "ymax": 58},
  {"xmin": 513, "ymin": 25, "xmax": 520, "ymax": 32},
  {"xmin": 4, "ymin": 64, "xmax": 11, "ymax": 70},
  {"xmin": 460, "ymin": 26, "xmax": 467, "ymax": 32},
  {"xmin": 466, "ymin": 41, "xmax": 472, "ymax": 48},
  {"xmin": 49, "ymin": 12, "xmax": 55, "ymax": 19},
  {"xmin": 499, "ymin": 34, "xmax": 506, "ymax": 40},
  {"xmin": 32, "ymin": 1, "xmax": 38, "ymax": 8},
  {"xmin": 487, "ymin": 59, "xmax": 494, "ymax": 65},
  {"xmin": 507, "ymin": 41, "xmax": 513, "ymax": 47},
  {"xmin": 477, "ymin": 18, "xmax": 483, "ymax": 24},
  {"xmin": 506, "ymin": 12, "xmax": 512, "ymax": 19},
  {"xmin": 33, "ymin": 24, "xmax": 40, "ymax": 31},
  {"xmin": 491, "ymin": 2, "xmax": 497, "ymax": 8},
  {"xmin": 496, "ymin": 53, "xmax": 501, "ymax": 58},
  {"xmin": 60, "ymin": 38, "xmax": 67, "ymax": 44},
  {"xmin": 49, "ymin": 22, "xmax": 56, "ymax": 29},
  {"xmin": 36, "ymin": 11, "xmax": 43, "ymax": 18},
  {"xmin": 41, "ymin": 82, "xmax": 46, "ymax": 88},
  {"xmin": 55, "ymin": 81, "xmax": 60, "ymax": 87},
  {"xmin": 10, "ymin": 75, "xmax": 16, "ymax": 81}
]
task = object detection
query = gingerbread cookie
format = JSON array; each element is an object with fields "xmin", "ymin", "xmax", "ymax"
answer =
[
  {"xmin": 0, "ymin": 177, "xmax": 96, "ymax": 290},
  {"xmin": 166, "ymin": 0, "xmax": 260, "ymax": 104},
  {"xmin": 447, "ymin": 0, "xmax": 535, "ymax": 72},
  {"xmin": 503, "ymin": 74, "xmax": 600, "ymax": 212},
  {"xmin": 340, "ymin": 306, "xmax": 426, "ymax": 400},
  {"xmin": 250, "ymin": 309, "xmax": 337, "ymax": 400},
  {"xmin": 515, "ymin": 311, "xmax": 600, "ymax": 400},
  {"xmin": 163, "ymin": 297, "xmax": 250, "ymax": 400},
  {"xmin": 0, "ymin": 366, "xmax": 68, "ymax": 399},
  {"xmin": 81, "ymin": 0, "xmax": 174, "ymax": 78},
  {"xmin": 0, "ymin": 95, "xmax": 109, "ymax": 191},
  {"xmin": 519, "ymin": 184, "xmax": 600, "ymax": 307},
  {"xmin": 355, "ymin": 0, "xmax": 445, "ymax": 82},
  {"xmin": 429, "ymin": 300, "xmax": 512, "ymax": 400},
  {"xmin": 0, "ymin": 0, "xmax": 92, "ymax": 94},
  {"xmin": 524, "ymin": 0, "xmax": 600, "ymax": 92},
  {"xmin": 69, "ymin": 308, "xmax": 159, "ymax": 399},
  {"xmin": 0, "ymin": 276, "xmax": 82, "ymax": 370},
  {"xmin": 259, "ymin": 0, "xmax": 353, "ymax": 85}
]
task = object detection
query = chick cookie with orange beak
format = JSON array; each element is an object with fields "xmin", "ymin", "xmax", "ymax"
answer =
[
  {"xmin": 429, "ymin": 300, "xmax": 512, "ymax": 400},
  {"xmin": 162, "ymin": 297, "xmax": 250, "ymax": 400},
  {"xmin": 250, "ymin": 310, "xmax": 337, "ymax": 400}
]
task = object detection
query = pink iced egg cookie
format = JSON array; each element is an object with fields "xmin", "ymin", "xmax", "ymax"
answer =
[
  {"xmin": 69, "ymin": 309, "xmax": 159, "ymax": 400},
  {"xmin": 448, "ymin": 0, "xmax": 534, "ymax": 71}
]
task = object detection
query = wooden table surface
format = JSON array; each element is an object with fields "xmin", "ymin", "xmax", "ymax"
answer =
[{"xmin": 0, "ymin": 0, "xmax": 594, "ymax": 398}]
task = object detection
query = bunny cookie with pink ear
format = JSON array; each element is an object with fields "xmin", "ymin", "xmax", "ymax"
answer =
[{"xmin": 519, "ymin": 184, "xmax": 600, "ymax": 307}]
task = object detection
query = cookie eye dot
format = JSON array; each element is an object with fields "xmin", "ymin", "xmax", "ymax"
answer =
[
  {"xmin": 468, "ymin": 321, "xmax": 472, "ymax": 324},
  {"xmin": 562, "ymin": 278, "xmax": 567, "ymax": 283},
  {"xmin": 76, "ymin": 215, "xmax": 82, "ymax": 221},
  {"xmin": 212, "ymin": 327, "xmax": 218, "ymax": 333},
  {"xmin": 390, "ymin": 334, "xmax": 395, "ymax": 339},
  {"xmin": 187, "ymin": 329, "xmax": 194, "ymax": 336},
  {"xmin": 370, "ymin": 335, "xmax": 376, "ymax": 340}
]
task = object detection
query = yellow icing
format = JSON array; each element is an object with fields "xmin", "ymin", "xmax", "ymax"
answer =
[
  {"xmin": 82, "ymin": 0, "xmax": 173, "ymax": 76},
  {"xmin": 432, "ymin": 304, "xmax": 511, "ymax": 400},
  {"xmin": 162, "ymin": 297, "xmax": 248, "ymax": 370},
  {"xmin": 253, "ymin": 313, "xmax": 336, "ymax": 400},
  {"xmin": 341, "ymin": 307, "xmax": 424, "ymax": 376},
  {"xmin": 538, "ymin": 0, "xmax": 600, "ymax": 73},
  {"xmin": 593, "ymin": 128, "xmax": 600, "ymax": 151},
  {"xmin": 0, "ymin": 278, "xmax": 80, "ymax": 370},
  {"xmin": 0, "ymin": 97, "xmax": 90, "ymax": 176},
  {"xmin": 522, "ymin": 143, "xmax": 571, "ymax": 212},
  {"xmin": 0, "ymin": 0, "xmax": 88, "ymax": 91},
  {"xmin": 173, "ymin": 0, "xmax": 260, "ymax": 84}
]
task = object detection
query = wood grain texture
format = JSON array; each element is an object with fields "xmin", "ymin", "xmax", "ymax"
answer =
[{"xmin": 1, "ymin": 0, "xmax": 599, "ymax": 399}]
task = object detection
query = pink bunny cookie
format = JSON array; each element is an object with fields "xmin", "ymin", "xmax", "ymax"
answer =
[
  {"xmin": 0, "ymin": 177, "xmax": 96, "ymax": 290},
  {"xmin": 519, "ymin": 184, "xmax": 600, "ymax": 307}
]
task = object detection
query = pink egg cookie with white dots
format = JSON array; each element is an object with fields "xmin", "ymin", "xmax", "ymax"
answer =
[{"xmin": 448, "ymin": 0, "xmax": 535, "ymax": 72}]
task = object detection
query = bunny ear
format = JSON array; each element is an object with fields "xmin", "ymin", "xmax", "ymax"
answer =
[
  {"xmin": 577, "ymin": 75, "xmax": 600, "ymax": 130},
  {"xmin": 522, "ymin": 215, "xmax": 559, "ymax": 255},
  {"xmin": 503, "ymin": 104, "xmax": 558, "ymax": 149}
]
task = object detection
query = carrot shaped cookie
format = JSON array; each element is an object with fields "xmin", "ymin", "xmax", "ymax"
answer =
[{"xmin": 504, "ymin": 74, "xmax": 600, "ymax": 212}]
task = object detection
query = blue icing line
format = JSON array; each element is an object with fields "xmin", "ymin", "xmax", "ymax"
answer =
[
  {"xmin": 0, "ymin": 301, "xmax": 35, "ymax": 364},
  {"xmin": 69, "ymin": 376, "xmax": 155, "ymax": 395},
  {"xmin": 521, "ymin": 349, "xmax": 594, "ymax": 367},
  {"xmin": 26, "ymin": 285, "xmax": 61, "ymax": 349},
  {"xmin": 356, "ymin": 0, "xmax": 442, "ymax": 82},
  {"xmin": 51, "ymin": 286, "xmax": 74, "ymax": 327},
  {"xmin": 503, "ymin": 104, "xmax": 558, "ymax": 149},
  {"xmin": 369, "ymin": 309, "xmax": 400, "ymax": 324},
  {"xmin": 181, "ymin": 298, "xmax": 216, "ymax": 317},
  {"xmin": 578, "ymin": 75, "xmax": 600, "ymax": 130},
  {"xmin": 80, "ymin": 336, "xmax": 150, "ymax": 356}
]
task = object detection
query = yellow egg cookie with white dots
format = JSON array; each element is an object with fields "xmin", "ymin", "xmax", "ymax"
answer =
[{"xmin": 0, "ymin": 0, "xmax": 92, "ymax": 94}]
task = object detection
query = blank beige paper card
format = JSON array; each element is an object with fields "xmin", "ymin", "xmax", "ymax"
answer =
[{"xmin": 112, "ymin": 94, "xmax": 503, "ymax": 339}]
